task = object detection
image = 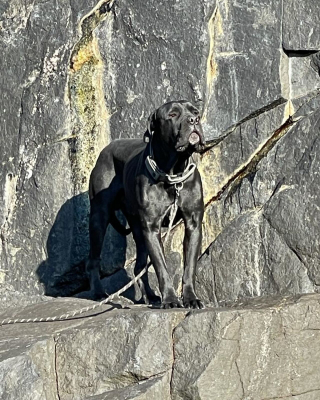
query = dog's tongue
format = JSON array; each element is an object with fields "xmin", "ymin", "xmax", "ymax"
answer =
[{"xmin": 189, "ymin": 132, "xmax": 200, "ymax": 145}]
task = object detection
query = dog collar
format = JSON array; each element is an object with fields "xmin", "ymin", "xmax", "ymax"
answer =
[{"xmin": 145, "ymin": 155, "xmax": 196, "ymax": 184}]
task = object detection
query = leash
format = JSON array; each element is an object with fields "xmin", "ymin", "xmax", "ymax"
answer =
[
  {"xmin": 0, "ymin": 194, "xmax": 181, "ymax": 326},
  {"xmin": 0, "ymin": 263, "xmax": 150, "ymax": 326},
  {"xmin": 163, "ymin": 182, "xmax": 183, "ymax": 247}
]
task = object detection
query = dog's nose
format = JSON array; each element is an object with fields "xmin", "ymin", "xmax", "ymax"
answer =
[{"xmin": 187, "ymin": 116, "xmax": 200, "ymax": 125}]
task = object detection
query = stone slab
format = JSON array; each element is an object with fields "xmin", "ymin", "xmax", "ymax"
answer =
[{"xmin": 1, "ymin": 295, "xmax": 320, "ymax": 399}]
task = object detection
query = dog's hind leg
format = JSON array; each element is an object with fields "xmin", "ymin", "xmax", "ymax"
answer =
[{"xmin": 86, "ymin": 191, "xmax": 112, "ymax": 300}]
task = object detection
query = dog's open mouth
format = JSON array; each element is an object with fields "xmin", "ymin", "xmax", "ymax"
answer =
[
  {"xmin": 176, "ymin": 131, "xmax": 202, "ymax": 152},
  {"xmin": 189, "ymin": 131, "xmax": 200, "ymax": 145}
]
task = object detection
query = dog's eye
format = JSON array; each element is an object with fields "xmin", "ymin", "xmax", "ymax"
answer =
[{"xmin": 169, "ymin": 113, "xmax": 178, "ymax": 118}]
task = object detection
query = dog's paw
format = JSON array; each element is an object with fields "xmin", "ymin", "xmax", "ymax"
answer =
[
  {"xmin": 183, "ymin": 287, "xmax": 205, "ymax": 309},
  {"xmin": 183, "ymin": 298, "xmax": 205, "ymax": 309},
  {"xmin": 161, "ymin": 294, "xmax": 183, "ymax": 309},
  {"xmin": 161, "ymin": 301, "xmax": 183, "ymax": 309}
]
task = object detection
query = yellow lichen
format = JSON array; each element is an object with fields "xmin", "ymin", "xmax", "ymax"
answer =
[
  {"xmin": 68, "ymin": 33, "xmax": 110, "ymax": 193},
  {"xmin": 206, "ymin": 7, "xmax": 219, "ymax": 90},
  {"xmin": 198, "ymin": 146, "xmax": 223, "ymax": 205},
  {"xmin": 70, "ymin": 42, "xmax": 97, "ymax": 72}
]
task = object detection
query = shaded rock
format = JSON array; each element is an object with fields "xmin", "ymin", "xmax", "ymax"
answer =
[
  {"xmin": 75, "ymin": 267, "xmax": 136, "ymax": 303},
  {"xmin": 84, "ymin": 373, "xmax": 171, "ymax": 400},
  {"xmin": 311, "ymin": 52, "xmax": 320, "ymax": 76},
  {"xmin": 0, "ymin": 0, "xmax": 104, "ymax": 298}
]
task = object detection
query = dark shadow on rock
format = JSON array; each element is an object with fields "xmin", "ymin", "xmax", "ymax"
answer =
[{"xmin": 36, "ymin": 192, "xmax": 133, "ymax": 300}]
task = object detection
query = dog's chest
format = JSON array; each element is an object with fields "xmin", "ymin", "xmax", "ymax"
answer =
[{"xmin": 147, "ymin": 182, "xmax": 176, "ymax": 206}]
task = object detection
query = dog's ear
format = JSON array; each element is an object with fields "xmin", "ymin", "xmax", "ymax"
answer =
[{"xmin": 144, "ymin": 110, "xmax": 157, "ymax": 143}]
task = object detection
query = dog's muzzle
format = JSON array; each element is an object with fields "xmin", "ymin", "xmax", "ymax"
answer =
[{"xmin": 189, "ymin": 131, "xmax": 200, "ymax": 145}]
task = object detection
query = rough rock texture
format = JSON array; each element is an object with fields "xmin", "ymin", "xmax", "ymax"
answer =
[
  {"xmin": 196, "ymin": 96, "xmax": 320, "ymax": 305},
  {"xmin": 282, "ymin": 0, "xmax": 320, "ymax": 51},
  {"xmin": 1, "ymin": 294, "xmax": 320, "ymax": 399},
  {"xmin": 0, "ymin": 0, "xmax": 105, "ymax": 297},
  {"xmin": 1, "ymin": 0, "xmax": 320, "ymax": 302},
  {"xmin": 1, "ymin": 0, "xmax": 320, "ymax": 397}
]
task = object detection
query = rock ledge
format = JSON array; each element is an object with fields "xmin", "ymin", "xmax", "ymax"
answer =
[{"xmin": 1, "ymin": 294, "xmax": 320, "ymax": 399}]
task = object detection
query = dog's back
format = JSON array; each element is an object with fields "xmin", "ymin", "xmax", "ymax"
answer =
[{"xmin": 89, "ymin": 138, "xmax": 146, "ymax": 200}]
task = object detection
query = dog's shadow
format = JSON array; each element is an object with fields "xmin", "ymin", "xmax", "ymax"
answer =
[{"xmin": 36, "ymin": 192, "xmax": 136, "ymax": 301}]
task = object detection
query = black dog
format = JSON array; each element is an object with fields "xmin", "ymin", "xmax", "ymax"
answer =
[{"xmin": 87, "ymin": 100, "xmax": 205, "ymax": 309}]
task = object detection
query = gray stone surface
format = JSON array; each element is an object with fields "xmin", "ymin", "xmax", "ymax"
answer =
[
  {"xmin": 1, "ymin": 295, "xmax": 320, "ymax": 399},
  {"xmin": 84, "ymin": 374, "xmax": 171, "ymax": 400},
  {"xmin": 203, "ymin": 0, "xmax": 284, "ymax": 137},
  {"xmin": 96, "ymin": 0, "xmax": 210, "ymax": 140},
  {"xmin": 290, "ymin": 54, "xmax": 320, "ymax": 100},
  {"xmin": 0, "ymin": 0, "xmax": 319, "ymax": 305},
  {"xmin": 0, "ymin": 0, "xmax": 102, "ymax": 298},
  {"xmin": 283, "ymin": 0, "xmax": 320, "ymax": 51},
  {"xmin": 1, "ymin": 2, "xmax": 320, "ymax": 396},
  {"xmin": 196, "ymin": 95, "xmax": 320, "ymax": 305}
]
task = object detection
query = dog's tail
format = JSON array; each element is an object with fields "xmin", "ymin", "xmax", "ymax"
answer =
[{"xmin": 110, "ymin": 212, "xmax": 132, "ymax": 236}]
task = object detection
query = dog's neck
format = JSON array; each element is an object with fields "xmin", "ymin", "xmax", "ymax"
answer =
[{"xmin": 150, "ymin": 134, "xmax": 190, "ymax": 175}]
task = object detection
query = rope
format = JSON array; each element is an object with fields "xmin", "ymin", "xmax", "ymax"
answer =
[
  {"xmin": 163, "ymin": 183, "xmax": 183, "ymax": 248},
  {"xmin": 0, "ymin": 187, "xmax": 182, "ymax": 327},
  {"xmin": 0, "ymin": 263, "xmax": 150, "ymax": 326}
]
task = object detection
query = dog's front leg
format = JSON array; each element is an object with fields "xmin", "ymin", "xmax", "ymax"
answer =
[
  {"xmin": 182, "ymin": 209, "xmax": 205, "ymax": 309},
  {"xmin": 140, "ymin": 218, "xmax": 182, "ymax": 309}
]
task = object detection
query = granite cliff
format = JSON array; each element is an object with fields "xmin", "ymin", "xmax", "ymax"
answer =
[{"xmin": 1, "ymin": 0, "xmax": 320, "ymax": 398}]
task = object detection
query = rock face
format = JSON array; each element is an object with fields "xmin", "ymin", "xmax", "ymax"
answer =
[
  {"xmin": 196, "ymin": 98, "xmax": 320, "ymax": 305},
  {"xmin": 1, "ymin": 0, "xmax": 319, "ymax": 302},
  {"xmin": 1, "ymin": 0, "xmax": 320, "ymax": 397},
  {"xmin": 1, "ymin": 294, "xmax": 320, "ymax": 400}
]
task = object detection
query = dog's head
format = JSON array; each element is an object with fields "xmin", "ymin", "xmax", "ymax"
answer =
[{"xmin": 145, "ymin": 100, "xmax": 205, "ymax": 153}]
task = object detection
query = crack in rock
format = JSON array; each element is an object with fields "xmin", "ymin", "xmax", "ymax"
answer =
[
  {"xmin": 53, "ymin": 335, "xmax": 61, "ymax": 400},
  {"xmin": 201, "ymin": 98, "xmax": 287, "ymax": 152},
  {"xmin": 204, "ymin": 116, "xmax": 297, "ymax": 208},
  {"xmin": 202, "ymin": 5, "xmax": 219, "ymax": 124},
  {"xmin": 262, "ymin": 388, "xmax": 320, "ymax": 400},
  {"xmin": 282, "ymin": 47, "xmax": 320, "ymax": 58}
]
